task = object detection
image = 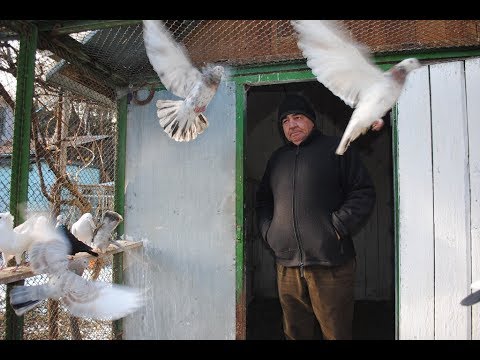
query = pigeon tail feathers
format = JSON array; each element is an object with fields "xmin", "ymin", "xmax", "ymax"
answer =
[
  {"xmin": 335, "ymin": 121, "xmax": 369, "ymax": 155},
  {"xmin": 156, "ymin": 99, "xmax": 209, "ymax": 142},
  {"xmin": 10, "ymin": 285, "xmax": 48, "ymax": 316}
]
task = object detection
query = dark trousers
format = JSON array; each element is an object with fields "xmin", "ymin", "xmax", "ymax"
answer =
[{"xmin": 276, "ymin": 257, "xmax": 356, "ymax": 340}]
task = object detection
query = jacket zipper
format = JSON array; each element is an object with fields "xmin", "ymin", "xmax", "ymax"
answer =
[{"xmin": 292, "ymin": 145, "xmax": 305, "ymax": 277}]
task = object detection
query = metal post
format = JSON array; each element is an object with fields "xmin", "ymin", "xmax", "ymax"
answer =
[
  {"xmin": 5, "ymin": 22, "xmax": 38, "ymax": 340},
  {"xmin": 112, "ymin": 95, "xmax": 127, "ymax": 339}
]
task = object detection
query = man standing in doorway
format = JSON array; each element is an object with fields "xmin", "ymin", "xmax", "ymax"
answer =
[{"xmin": 255, "ymin": 94, "xmax": 376, "ymax": 340}]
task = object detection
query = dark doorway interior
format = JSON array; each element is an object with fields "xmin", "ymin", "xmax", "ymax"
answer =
[{"xmin": 244, "ymin": 81, "xmax": 395, "ymax": 340}]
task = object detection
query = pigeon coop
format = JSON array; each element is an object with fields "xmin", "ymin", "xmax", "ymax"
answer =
[{"xmin": 0, "ymin": 20, "xmax": 480, "ymax": 340}]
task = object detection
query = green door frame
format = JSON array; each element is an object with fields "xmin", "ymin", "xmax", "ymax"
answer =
[{"xmin": 232, "ymin": 65, "xmax": 316, "ymax": 339}]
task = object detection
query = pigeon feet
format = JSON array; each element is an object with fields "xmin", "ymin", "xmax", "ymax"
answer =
[{"xmin": 371, "ymin": 119, "xmax": 385, "ymax": 131}]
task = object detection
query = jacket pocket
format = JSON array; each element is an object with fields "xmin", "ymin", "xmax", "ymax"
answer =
[
  {"xmin": 329, "ymin": 213, "xmax": 344, "ymax": 254},
  {"xmin": 261, "ymin": 219, "xmax": 272, "ymax": 242}
]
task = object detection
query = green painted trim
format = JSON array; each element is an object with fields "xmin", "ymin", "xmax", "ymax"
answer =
[
  {"xmin": 232, "ymin": 62, "xmax": 311, "ymax": 76},
  {"xmin": 112, "ymin": 95, "xmax": 127, "ymax": 340},
  {"xmin": 6, "ymin": 23, "xmax": 38, "ymax": 341},
  {"xmin": 234, "ymin": 70, "xmax": 316, "ymax": 85},
  {"xmin": 9, "ymin": 29, "xmax": 36, "ymax": 225},
  {"xmin": 234, "ymin": 81, "xmax": 246, "ymax": 338},
  {"xmin": 391, "ymin": 104, "xmax": 400, "ymax": 340},
  {"xmin": 231, "ymin": 47, "xmax": 480, "ymax": 77},
  {"xmin": 114, "ymin": 95, "xmax": 127, "ymax": 234},
  {"xmin": 373, "ymin": 48, "xmax": 480, "ymax": 65}
]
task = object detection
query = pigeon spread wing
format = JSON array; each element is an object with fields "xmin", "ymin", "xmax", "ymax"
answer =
[
  {"xmin": 60, "ymin": 273, "xmax": 144, "ymax": 320},
  {"xmin": 291, "ymin": 20, "xmax": 384, "ymax": 109},
  {"xmin": 27, "ymin": 224, "xmax": 71, "ymax": 275},
  {"xmin": 143, "ymin": 20, "xmax": 201, "ymax": 99},
  {"xmin": 10, "ymin": 219, "xmax": 143, "ymax": 320}
]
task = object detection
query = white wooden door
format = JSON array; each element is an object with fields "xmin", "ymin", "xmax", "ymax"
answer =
[{"xmin": 397, "ymin": 58, "xmax": 479, "ymax": 339}]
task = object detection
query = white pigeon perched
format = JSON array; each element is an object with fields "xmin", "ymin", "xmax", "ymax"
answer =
[
  {"xmin": 142, "ymin": 20, "xmax": 225, "ymax": 142},
  {"xmin": 92, "ymin": 210, "xmax": 124, "ymax": 253},
  {"xmin": 0, "ymin": 212, "xmax": 44, "ymax": 271},
  {"xmin": 9, "ymin": 218, "xmax": 144, "ymax": 320},
  {"xmin": 291, "ymin": 20, "xmax": 421, "ymax": 155},
  {"xmin": 71, "ymin": 212, "xmax": 95, "ymax": 245}
]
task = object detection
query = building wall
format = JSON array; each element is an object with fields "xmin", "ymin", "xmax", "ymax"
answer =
[
  {"xmin": 0, "ymin": 161, "xmax": 100, "ymax": 214},
  {"xmin": 397, "ymin": 57, "xmax": 479, "ymax": 339},
  {"xmin": 123, "ymin": 82, "xmax": 237, "ymax": 339}
]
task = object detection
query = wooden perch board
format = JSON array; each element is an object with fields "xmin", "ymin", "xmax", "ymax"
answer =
[{"xmin": 0, "ymin": 240, "xmax": 143, "ymax": 285}]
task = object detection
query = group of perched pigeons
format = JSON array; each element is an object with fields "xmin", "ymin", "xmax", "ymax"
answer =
[{"xmin": 0, "ymin": 210, "xmax": 144, "ymax": 321}]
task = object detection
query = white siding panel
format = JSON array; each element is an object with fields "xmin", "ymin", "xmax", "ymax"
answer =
[
  {"xmin": 397, "ymin": 66, "xmax": 434, "ymax": 339},
  {"xmin": 466, "ymin": 58, "xmax": 480, "ymax": 340},
  {"xmin": 431, "ymin": 61, "xmax": 470, "ymax": 339},
  {"xmin": 123, "ymin": 82, "xmax": 237, "ymax": 339}
]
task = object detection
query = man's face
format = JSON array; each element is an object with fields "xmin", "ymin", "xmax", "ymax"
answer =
[{"xmin": 281, "ymin": 113, "xmax": 315, "ymax": 145}]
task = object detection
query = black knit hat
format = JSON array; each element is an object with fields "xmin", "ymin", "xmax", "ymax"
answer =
[{"xmin": 278, "ymin": 94, "xmax": 316, "ymax": 125}]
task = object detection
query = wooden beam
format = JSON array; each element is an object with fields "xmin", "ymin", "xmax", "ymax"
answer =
[
  {"xmin": 37, "ymin": 20, "xmax": 142, "ymax": 34},
  {"xmin": 0, "ymin": 240, "xmax": 143, "ymax": 285},
  {"xmin": 37, "ymin": 32, "xmax": 129, "ymax": 88}
]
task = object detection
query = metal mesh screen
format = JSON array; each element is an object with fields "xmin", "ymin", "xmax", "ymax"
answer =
[
  {"xmin": 0, "ymin": 29, "xmax": 17, "ymax": 340},
  {"xmin": 69, "ymin": 20, "xmax": 480, "ymax": 88},
  {"xmin": 0, "ymin": 24, "xmax": 119, "ymax": 340},
  {"xmin": 23, "ymin": 20, "xmax": 479, "ymax": 94},
  {"xmin": 0, "ymin": 31, "xmax": 17, "ymax": 214}
]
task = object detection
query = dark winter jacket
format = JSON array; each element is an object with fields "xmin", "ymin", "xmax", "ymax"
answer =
[{"xmin": 255, "ymin": 129, "xmax": 376, "ymax": 267}]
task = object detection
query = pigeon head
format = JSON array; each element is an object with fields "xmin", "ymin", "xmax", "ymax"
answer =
[
  {"xmin": 390, "ymin": 58, "xmax": 421, "ymax": 83},
  {"xmin": 203, "ymin": 65, "xmax": 224, "ymax": 84},
  {"xmin": 103, "ymin": 211, "xmax": 124, "ymax": 225},
  {"xmin": 398, "ymin": 58, "xmax": 421, "ymax": 72}
]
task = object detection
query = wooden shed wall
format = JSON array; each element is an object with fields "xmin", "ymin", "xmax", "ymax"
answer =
[
  {"xmin": 122, "ymin": 82, "xmax": 237, "ymax": 339},
  {"xmin": 397, "ymin": 57, "xmax": 479, "ymax": 339}
]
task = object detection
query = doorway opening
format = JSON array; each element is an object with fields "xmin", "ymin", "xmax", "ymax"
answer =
[{"xmin": 243, "ymin": 80, "xmax": 395, "ymax": 340}]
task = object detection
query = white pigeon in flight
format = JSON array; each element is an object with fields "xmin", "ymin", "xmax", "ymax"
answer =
[
  {"xmin": 291, "ymin": 20, "xmax": 421, "ymax": 155},
  {"xmin": 9, "ymin": 218, "xmax": 144, "ymax": 320},
  {"xmin": 71, "ymin": 212, "xmax": 96, "ymax": 245},
  {"xmin": 142, "ymin": 20, "xmax": 225, "ymax": 142}
]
